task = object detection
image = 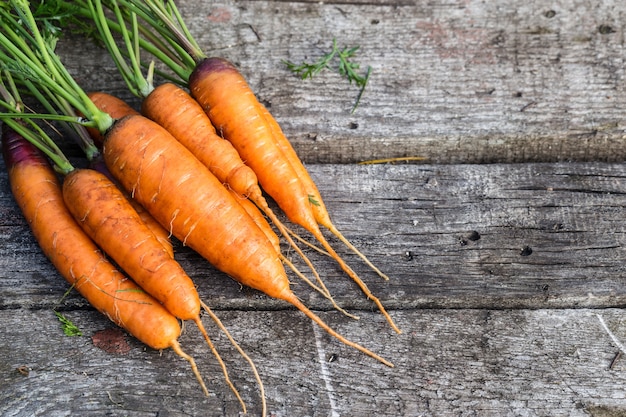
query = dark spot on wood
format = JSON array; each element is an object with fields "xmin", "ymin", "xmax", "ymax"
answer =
[
  {"xmin": 92, "ymin": 328, "xmax": 131, "ymax": 355},
  {"xmin": 349, "ymin": 122, "xmax": 359, "ymax": 129},
  {"xmin": 490, "ymin": 31, "xmax": 506, "ymax": 45},
  {"xmin": 544, "ymin": 10, "xmax": 556, "ymax": 18},
  {"xmin": 404, "ymin": 251, "xmax": 414, "ymax": 261},
  {"xmin": 541, "ymin": 284, "xmax": 549, "ymax": 292},
  {"xmin": 460, "ymin": 231, "xmax": 481, "ymax": 246},
  {"xmin": 520, "ymin": 246, "xmax": 533, "ymax": 256},
  {"xmin": 371, "ymin": 19, "xmax": 380, "ymax": 25},
  {"xmin": 514, "ymin": 91, "xmax": 523, "ymax": 98},
  {"xmin": 598, "ymin": 25, "xmax": 615, "ymax": 34}
]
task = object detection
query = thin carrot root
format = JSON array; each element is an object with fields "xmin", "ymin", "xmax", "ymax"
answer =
[
  {"xmin": 281, "ymin": 255, "xmax": 360, "ymax": 320},
  {"xmin": 324, "ymin": 224, "xmax": 391, "ymax": 281},
  {"xmin": 169, "ymin": 340, "xmax": 210, "ymax": 397},
  {"xmin": 201, "ymin": 301, "xmax": 267, "ymax": 417},
  {"xmin": 281, "ymin": 293, "xmax": 394, "ymax": 368},
  {"xmin": 253, "ymin": 196, "xmax": 326, "ymax": 286},
  {"xmin": 192, "ymin": 317, "xmax": 246, "ymax": 413},
  {"xmin": 308, "ymin": 226, "xmax": 402, "ymax": 335},
  {"xmin": 285, "ymin": 225, "xmax": 330, "ymax": 257}
]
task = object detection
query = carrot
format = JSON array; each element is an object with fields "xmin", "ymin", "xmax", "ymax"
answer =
[
  {"xmin": 103, "ymin": 113, "xmax": 393, "ymax": 367},
  {"xmin": 1, "ymin": 124, "xmax": 208, "ymax": 395},
  {"xmin": 188, "ymin": 57, "xmax": 400, "ymax": 334},
  {"xmin": 62, "ymin": 168, "xmax": 199, "ymax": 321}
]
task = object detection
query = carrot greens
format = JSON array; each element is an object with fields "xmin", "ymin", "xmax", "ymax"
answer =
[
  {"xmin": 54, "ymin": 311, "xmax": 83, "ymax": 337},
  {"xmin": 0, "ymin": 0, "xmax": 113, "ymax": 134},
  {"xmin": 283, "ymin": 39, "xmax": 372, "ymax": 112}
]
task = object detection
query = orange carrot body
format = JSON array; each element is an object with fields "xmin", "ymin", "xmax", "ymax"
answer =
[
  {"xmin": 62, "ymin": 168, "xmax": 200, "ymax": 320},
  {"xmin": 2, "ymin": 127, "xmax": 180, "ymax": 351}
]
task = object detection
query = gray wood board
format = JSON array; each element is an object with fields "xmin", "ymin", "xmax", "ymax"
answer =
[
  {"xmin": 2, "ymin": 308, "xmax": 626, "ymax": 417},
  {"xmin": 55, "ymin": 0, "xmax": 626, "ymax": 164},
  {"xmin": 3, "ymin": 162, "xmax": 626, "ymax": 415},
  {"xmin": 3, "ymin": 162, "xmax": 626, "ymax": 312}
]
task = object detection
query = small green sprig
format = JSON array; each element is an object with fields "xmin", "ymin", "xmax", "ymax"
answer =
[
  {"xmin": 284, "ymin": 39, "xmax": 372, "ymax": 112},
  {"xmin": 54, "ymin": 311, "xmax": 83, "ymax": 337}
]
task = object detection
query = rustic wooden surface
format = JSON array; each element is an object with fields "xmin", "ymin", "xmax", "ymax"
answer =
[{"xmin": 3, "ymin": 0, "xmax": 626, "ymax": 416}]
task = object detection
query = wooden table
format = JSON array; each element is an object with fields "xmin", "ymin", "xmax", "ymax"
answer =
[{"xmin": 3, "ymin": 1, "xmax": 626, "ymax": 416}]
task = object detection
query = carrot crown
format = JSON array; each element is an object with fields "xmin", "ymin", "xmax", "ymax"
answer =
[{"xmin": 0, "ymin": 70, "xmax": 74, "ymax": 174}]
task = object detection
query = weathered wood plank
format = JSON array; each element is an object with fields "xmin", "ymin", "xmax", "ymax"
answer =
[
  {"xmin": 4, "ymin": 161, "xmax": 626, "ymax": 415},
  {"xmin": 57, "ymin": 0, "xmax": 626, "ymax": 163},
  {"xmin": 3, "ymin": 0, "xmax": 626, "ymax": 415},
  {"xmin": 3, "ymin": 162, "xmax": 626, "ymax": 312},
  {"xmin": 3, "ymin": 308, "xmax": 626, "ymax": 416}
]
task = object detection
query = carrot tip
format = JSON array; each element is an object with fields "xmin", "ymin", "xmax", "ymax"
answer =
[{"xmin": 170, "ymin": 340, "xmax": 210, "ymax": 397}]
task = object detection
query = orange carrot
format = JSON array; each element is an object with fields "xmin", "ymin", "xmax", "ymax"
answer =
[
  {"xmin": 102, "ymin": 114, "xmax": 392, "ymax": 367},
  {"xmin": 188, "ymin": 57, "xmax": 400, "ymax": 333},
  {"xmin": 1, "ymin": 125, "xmax": 208, "ymax": 395},
  {"xmin": 62, "ymin": 168, "xmax": 199, "ymax": 321}
]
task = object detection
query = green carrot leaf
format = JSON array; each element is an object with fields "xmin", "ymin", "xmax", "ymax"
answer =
[
  {"xmin": 284, "ymin": 39, "xmax": 372, "ymax": 111},
  {"xmin": 54, "ymin": 311, "xmax": 83, "ymax": 337}
]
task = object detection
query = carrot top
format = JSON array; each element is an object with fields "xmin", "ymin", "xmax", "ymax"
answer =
[
  {"xmin": 0, "ymin": 71, "xmax": 73, "ymax": 174},
  {"xmin": 0, "ymin": 0, "xmax": 113, "ymax": 135}
]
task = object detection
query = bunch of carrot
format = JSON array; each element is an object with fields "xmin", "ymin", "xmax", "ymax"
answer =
[
  {"xmin": 0, "ymin": 0, "xmax": 399, "ymax": 413},
  {"xmin": 78, "ymin": 0, "xmax": 401, "ymax": 330},
  {"xmin": 0, "ymin": 2, "xmax": 263, "ymax": 413}
]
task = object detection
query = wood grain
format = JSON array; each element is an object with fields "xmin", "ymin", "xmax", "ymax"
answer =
[
  {"xmin": 57, "ymin": 0, "xmax": 626, "ymax": 163},
  {"xmin": 3, "ymin": 0, "xmax": 626, "ymax": 416}
]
